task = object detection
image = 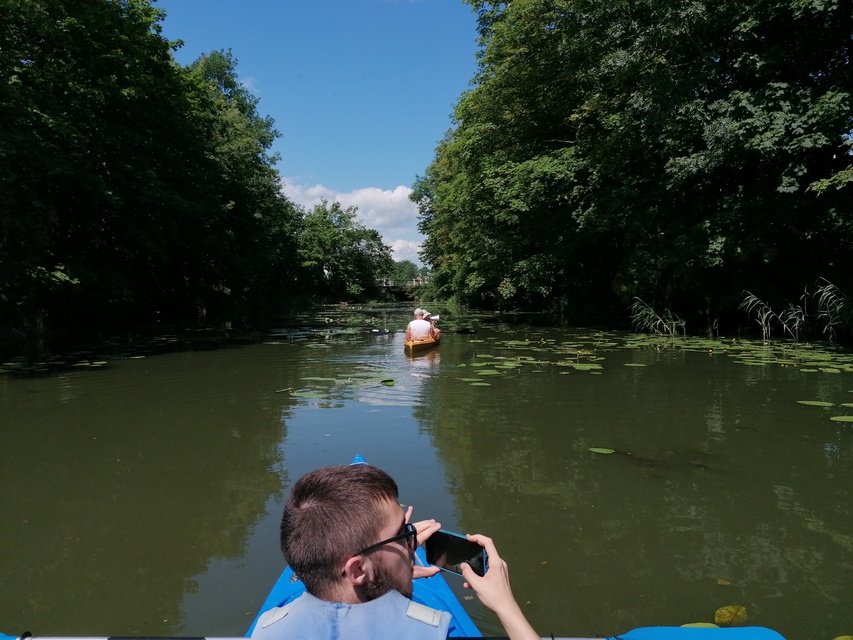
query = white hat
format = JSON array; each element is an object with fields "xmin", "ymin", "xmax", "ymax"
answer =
[{"xmin": 421, "ymin": 310, "xmax": 431, "ymax": 317}]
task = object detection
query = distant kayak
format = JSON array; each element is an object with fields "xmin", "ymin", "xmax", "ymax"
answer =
[{"xmin": 404, "ymin": 334, "xmax": 440, "ymax": 353}]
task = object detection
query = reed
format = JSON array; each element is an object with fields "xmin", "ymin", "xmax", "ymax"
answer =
[
  {"xmin": 814, "ymin": 278, "xmax": 849, "ymax": 341},
  {"xmin": 630, "ymin": 298, "xmax": 685, "ymax": 338},
  {"xmin": 778, "ymin": 289, "xmax": 809, "ymax": 343},
  {"xmin": 739, "ymin": 291, "xmax": 778, "ymax": 342}
]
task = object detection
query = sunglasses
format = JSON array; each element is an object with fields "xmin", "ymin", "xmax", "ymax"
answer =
[{"xmin": 356, "ymin": 522, "xmax": 417, "ymax": 555}]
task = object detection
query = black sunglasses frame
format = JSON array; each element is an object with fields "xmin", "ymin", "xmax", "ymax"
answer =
[{"xmin": 356, "ymin": 522, "xmax": 417, "ymax": 556}]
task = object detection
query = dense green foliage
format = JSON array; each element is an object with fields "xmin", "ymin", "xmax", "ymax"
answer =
[
  {"xmin": 298, "ymin": 200, "xmax": 393, "ymax": 300},
  {"xmin": 1, "ymin": 0, "xmax": 392, "ymax": 334},
  {"xmin": 413, "ymin": 0, "xmax": 853, "ymax": 329}
]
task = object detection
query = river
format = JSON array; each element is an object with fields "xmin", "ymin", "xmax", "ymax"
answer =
[{"xmin": 1, "ymin": 306, "xmax": 851, "ymax": 638}]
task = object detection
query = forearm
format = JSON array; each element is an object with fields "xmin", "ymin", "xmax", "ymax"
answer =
[{"xmin": 493, "ymin": 601, "xmax": 538, "ymax": 640}]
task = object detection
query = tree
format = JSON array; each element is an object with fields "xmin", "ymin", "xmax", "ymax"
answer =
[
  {"xmin": 298, "ymin": 200, "xmax": 393, "ymax": 300},
  {"xmin": 385, "ymin": 260, "xmax": 419, "ymax": 284},
  {"xmin": 414, "ymin": 0, "xmax": 853, "ymax": 325},
  {"xmin": 0, "ymin": 1, "xmax": 303, "ymax": 330}
]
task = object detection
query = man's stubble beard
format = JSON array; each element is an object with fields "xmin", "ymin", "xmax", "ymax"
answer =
[{"xmin": 361, "ymin": 555, "xmax": 414, "ymax": 601}]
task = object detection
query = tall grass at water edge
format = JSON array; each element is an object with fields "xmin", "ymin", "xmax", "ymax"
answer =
[{"xmin": 630, "ymin": 279, "xmax": 852, "ymax": 344}]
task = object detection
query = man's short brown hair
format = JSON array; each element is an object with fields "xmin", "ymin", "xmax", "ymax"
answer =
[{"xmin": 280, "ymin": 464, "xmax": 399, "ymax": 598}]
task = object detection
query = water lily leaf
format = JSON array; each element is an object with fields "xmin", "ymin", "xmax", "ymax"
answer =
[
  {"xmin": 624, "ymin": 363, "xmax": 647, "ymax": 367},
  {"xmin": 681, "ymin": 623, "xmax": 720, "ymax": 628},
  {"xmin": 476, "ymin": 370, "xmax": 502, "ymax": 375},
  {"xmin": 821, "ymin": 367, "xmax": 842, "ymax": 373},
  {"xmin": 796, "ymin": 400, "xmax": 834, "ymax": 407},
  {"xmin": 716, "ymin": 579, "xmax": 732, "ymax": 586},
  {"xmin": 715, "ymin": 605, "xmax": 748, "ymax": 626},
  {"xmin": 380, "ymin": 379, "xmax": 395, "ymax": 386},
  {"xmin": 840, "ymin": 403, "xmax": 853, "ymax": 408},
  {"xmin": 829, "ymin": 416, "xmax": 853, "ymax": 422},
  {"xmin": 831, "ymin": 636, "xmax": 853, "ymax": 640},
  {"xmin": 469, "ymin": 382, "xmax": 492, "ymax": 386},
  {"xmin": 589, "ymin": 448, "xmax": 616, "ymax": 454}
]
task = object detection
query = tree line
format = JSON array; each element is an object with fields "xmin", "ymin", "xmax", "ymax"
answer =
[
  {"xmin": 1, "ymin": 0, "xmax": 396, "ymax": 335},
  {"xmin": 412, "ymin": 0, "xmax": 852, "ymax": 336}
]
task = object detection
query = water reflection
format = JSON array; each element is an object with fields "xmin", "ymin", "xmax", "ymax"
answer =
[{"xmin": 2, "ymin": 320, "xmax": 851, "ymax": 639}]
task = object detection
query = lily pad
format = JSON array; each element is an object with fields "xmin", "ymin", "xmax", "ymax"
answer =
[
  {"xmin": 829, "ymin": 416, "xmax": 853, "ymax": 422},
  {"xmin": 624, "ymin": 363, "xmax": 647, "ymax": 367},
  {"xmin": 796, "ymin": 400, "xmax": 834, "ymax": 407},
  {"xmin": 840, "ymin": 403, "xmax": 853, "ymax": 408},
  {"xmin": 380, "ymin": 379, "xmax": 395, "ymax": 386},
  {"xmin": 715, "ymin": 605, "xmax": 748, "ymax": 626},
  {"xmin": 681, "ymin": 623, "xmax": 720, "ymax": 628},
  {"xmin": 589, "ymin": 447, "xmax": 616, "ymax": 454},
  {"xmin": 476, "ymin": 370, "xmax": 502, "ymax": 376},
  {"xmin": 469, "ymin": 382, "xmax": 492, "ymax": 386}
]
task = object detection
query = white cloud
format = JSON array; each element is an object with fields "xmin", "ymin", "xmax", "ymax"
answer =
[
  {"xmin": 282, "ymin": 179, "xmax": 424, "ymax": 265},
  {"xmin": 389, "ymin": 239, "xmax": 423, "ymax": 265}
]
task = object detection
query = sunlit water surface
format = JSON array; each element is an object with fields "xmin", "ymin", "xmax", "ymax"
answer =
[{"xmin": 2, "ymin": 311, "xmax": 851, "ymax": 639}]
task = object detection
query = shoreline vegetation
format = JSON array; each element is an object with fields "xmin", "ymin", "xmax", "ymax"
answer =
[{"xmin": 3, "ymin": 0, "xmax": 851, "ymax": 345}]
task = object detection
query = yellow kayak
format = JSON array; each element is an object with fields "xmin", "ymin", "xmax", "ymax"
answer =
[{"xmin": 404, "ymin": 334, "xmax": 440, "ymax": 353}]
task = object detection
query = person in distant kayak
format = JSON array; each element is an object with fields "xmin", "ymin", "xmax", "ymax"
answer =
[
  {"xmin": 250, "ymin": 464, "xmax": 538, "ymax": 640},
  {"xmin": 406, "ymin": 307, "xmax": 440, "ymax": 341}
]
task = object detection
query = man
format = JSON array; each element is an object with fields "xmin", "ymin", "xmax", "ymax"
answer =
[
  {"xmin": 406, "ymin": 308, "xmax": 439, "ymax": 341},
  {"xmin": 251, "ymin": 464, "xmax": 538, "ymax": 640}
]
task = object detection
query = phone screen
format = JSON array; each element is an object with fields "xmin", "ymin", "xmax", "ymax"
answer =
[{"xmin": 424, "ymin": 530, "xmax": 488, "ymax": 577}]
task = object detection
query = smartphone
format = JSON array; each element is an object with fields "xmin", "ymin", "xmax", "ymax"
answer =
[{"xmin": 424, "ymin": 529, "xmax": 488, "ymax": 577}]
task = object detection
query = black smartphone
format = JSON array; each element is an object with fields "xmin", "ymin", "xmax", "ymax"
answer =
[{"xmin": 424, "ymin": 529, "xmax": 488, "ymax": 577}]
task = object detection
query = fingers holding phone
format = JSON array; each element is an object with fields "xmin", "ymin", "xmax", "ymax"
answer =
[{"xmin": 458, "ymin": 534, "xmax": 515, "ymax": 610}]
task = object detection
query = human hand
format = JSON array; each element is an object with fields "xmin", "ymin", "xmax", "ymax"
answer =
[
  {"xmin": 405, "ymin": 506, "xmax": 442, "ymax": 579},
  {"xmin": 460, "ymin": 534, "xmax": 537, "ymax": 640},
  {"xmin": 458, "ymin": 533, "xmax": 515, "ymax": 611}
]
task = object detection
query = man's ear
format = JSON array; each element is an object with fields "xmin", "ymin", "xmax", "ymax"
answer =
[{"xmin": 342, "ymin": 555, "xmax": 368, "ymax": 586}]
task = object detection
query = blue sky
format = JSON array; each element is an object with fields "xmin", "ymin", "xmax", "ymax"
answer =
[{"xmin": 155, "ymin": 0, "xmax": 480, "ymax": 265}]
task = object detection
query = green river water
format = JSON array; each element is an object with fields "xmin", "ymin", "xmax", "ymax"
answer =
[{"xmin": 1, "ymin": 307, "xmax": 851, "ymax": 639}]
